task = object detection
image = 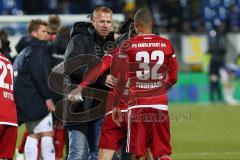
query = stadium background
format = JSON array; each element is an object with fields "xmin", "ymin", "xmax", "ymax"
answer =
[{"xmin": 0, "ymin": 0, "xmax": 240, "ymax": 159}]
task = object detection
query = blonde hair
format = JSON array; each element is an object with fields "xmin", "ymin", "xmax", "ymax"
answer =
[{"xmin": 92, "ymin": 6, "xmax": 113, "ymax": 20}]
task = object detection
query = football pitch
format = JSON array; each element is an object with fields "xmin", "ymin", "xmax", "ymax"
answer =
[
  {"xmin": 16, "ymin": 104, "xmax": 240, "ymax": 160},
  {"xmin": 170, "ymin": 104, "xmax": 240, "ymax": 160}
]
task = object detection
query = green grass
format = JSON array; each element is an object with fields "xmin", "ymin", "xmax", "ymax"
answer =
[
  {"xmin": 16, "ymin": 104, "xmax": 240, "ymax": 160},
  {"xmin": 170, "ymin": 104, "xmax": 240, "ymax": 160}
]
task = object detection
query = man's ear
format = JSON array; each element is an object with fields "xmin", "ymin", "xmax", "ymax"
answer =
[
  {"xmin": 31, "ymin": 31, "xmax": 36, "ymax": 37},
  {"xmin": 92, "ymin": 19, "xmax": 96, "ymax": 27}
]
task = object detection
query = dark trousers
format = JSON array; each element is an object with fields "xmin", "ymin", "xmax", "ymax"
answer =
[{"xmin": 209, "ymin": 80, "xmax": 223, "ymax": 102}]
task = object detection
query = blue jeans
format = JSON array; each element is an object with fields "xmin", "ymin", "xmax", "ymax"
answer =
[{"xmin": 67, "ymin": 118, "xmax": 103, "ymax": 160}]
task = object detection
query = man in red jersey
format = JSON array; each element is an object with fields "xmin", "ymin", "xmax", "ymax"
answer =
[
  {"xmin": 0, "ymin": 40, "xmax": 18, "ymax": 160},
  {"xmin": 68, "ymin": 45, "xmax": 130, "ymax": 160},
  {"xmin": 67, "ymin": 20, "xmax": 138, "ymax": 160},
  {"xmin": 112, "ymin": 8, "xmax": 178, "ymax": 160}
]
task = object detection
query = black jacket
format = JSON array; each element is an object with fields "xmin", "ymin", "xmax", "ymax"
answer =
[
  {"xmin": 13, "ymin": 37, "xmax": 51, "ymax": 125},
  {"xmin": 64, "ymin": 22, "xmax": 115, "ymax": 129},
  {"xmin": 48, "ymin": 30, "xmax": 70, "ymax": 105},
  {"xmin": 15, "ymin": 36, "xmax": 31, "ymax": 54}
]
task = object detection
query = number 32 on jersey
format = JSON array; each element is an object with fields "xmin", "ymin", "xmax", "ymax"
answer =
[{"xmin": 135, "ymin": 50, "xmax": 164, "ymax": 80}]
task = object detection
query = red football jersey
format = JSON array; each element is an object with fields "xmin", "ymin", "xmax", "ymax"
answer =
[
  {"xmin": 0, "ymin": 54, "xmax": 17, "ymax": 126},
  {"xmin": 123, "ymin": 34, "xmax": 178, "ymax": 108},
  {"xmin": 80, "ymin": 49, "xmax": 129, "ymax": 111}
]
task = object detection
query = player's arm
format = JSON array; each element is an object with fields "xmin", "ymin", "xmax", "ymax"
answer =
[
  {"xmin": 165, "ymin": 46, "xmax": 178, "ymax": 90},
  {"xmin": 68, "ymin": 54, "xmax": 113, "ymax": 102},
  {"xmin": 112, "ymin": 106, "xmax": 122, "ymax": 126},
  {"xmin": 80, "ymin": 54, "xmax": 113, "ymax": 87}
]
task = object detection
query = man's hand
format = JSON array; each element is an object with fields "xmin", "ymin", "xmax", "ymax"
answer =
[
  {"xmin": 112, "ymin": 107, "xmax": 123, "ymax": 127},
  {"xmin": 46, "ymin": 99, "xmax": 56, "ymax": 112},
  {"xmin": 68, "ymin": 86, "xmax": 83, "ymax": 102},
  {"xmin": 105, "ymin": 75, "xmax": 118, "ymax": 88}
]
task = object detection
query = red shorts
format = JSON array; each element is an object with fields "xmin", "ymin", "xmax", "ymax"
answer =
[
  {"xmin": 54, "ymin": 128, "xmax": 65, "ymax": 158},
  {"xmin": 98, "ymin": 112, "xmax": 127, "ymax": 151},
  {"xmin": 126, "ymin": 107, "xmax": 172, "ymax": 158},
  {"xmin": 0, "ymin": 125, "xmax": 17, "ymax": 159}
]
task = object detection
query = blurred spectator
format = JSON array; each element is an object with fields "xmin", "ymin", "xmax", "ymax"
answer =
[
  {"xmin": 48, "ymin": 26, "xmax": 71, "ymax": 160},
  {"xmin": 21, "ymin": 0, "xmax": 43, "ymax": 14},
  {"xmin": 48, "ymin": 14, "xmax": 61, "ymax": 40},
  {"xmin": 0, "ymin": 0, "xmax": 22, "ymax": 15},
  {"xmin": 47, "ymin": 16, "xmax": 67, "ymax": 160},
  {"xmin": 208, "ymin": 49, "xmax": 225, "ymax": 103},
  {"xmin": 49, "ymin": 26, "xmax": 70, "ymax": 68},
  {"xmin": 48, "ymin": 14, "xmax": 61, "ymax": 33},
  {"xmin": 208, "ymin": 20, "xmax": 228, "ymax": 103},
  {"xmin": 220, "ymin": 63, "xmax": 240, "ymax": 105},
  {"xmin": 182, "ymin": 19, "xmax": 192, "ymax": 33},
  {"xmin": 165, "ymin": 0, "xmax": 183, "ymax": 32},
  {"xmin": 227, "ymin": 3, "xmax": 240, "ymax": 32},
  {"xmin": 0, "ymin": 29, "xmax": 16, "ymax": 62},
  {"xmin": 43, "ymin": 0, "xmax": 59, "ymax": 13},
  {"xmin": 90, "ymin": 0, "xmax": 106, "ymax": 9},
  {"xmin": 192, "ymin": 14, "xmax": 205, "ymax": 33}
]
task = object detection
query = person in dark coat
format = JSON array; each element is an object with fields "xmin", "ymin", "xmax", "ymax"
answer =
[
  {"xmin": 13, "ymin": 19, "xmax": 56, "ymax": 160},
  {"xmin": 64, "ymin": 7, "xmax": 116, "ymax": 160},
  {"xmin": 48, "ymin": 26, "xmax": 71, "ymax": 160},
  {"xmin": 209, "ymin": 49, "xmax": 226, "ymax": 102}
]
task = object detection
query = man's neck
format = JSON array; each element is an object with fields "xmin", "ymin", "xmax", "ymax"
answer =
[{"xmin": 137, "ymin": 29, "xmax": 152, "ymax": 35}]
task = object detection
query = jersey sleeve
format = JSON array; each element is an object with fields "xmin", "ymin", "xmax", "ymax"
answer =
[
  {"xmin": 80, "ymin": 54, "xmax": 113, "ymax": 87},
  {"xmin": 165, "ymin": 43, "xmax": 178, "ymax": 90}
]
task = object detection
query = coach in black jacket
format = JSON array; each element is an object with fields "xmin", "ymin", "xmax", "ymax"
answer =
[{"xmin": 64, "ymin": 7, "xmax": 116, "ymax": 160}]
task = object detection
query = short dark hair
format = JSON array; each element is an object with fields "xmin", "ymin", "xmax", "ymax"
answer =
[
  {"xmin": 134, "ymin": 8, "xmax": 153, "ymax": 26},
  {"xmin": 0, "ymin": 30, "xmax": 8, "ymax": 42},
  {"xmin": 27, "ymin": 19, "xmax": 48, "ymax": 34},
  {"xmin": 0, "ymin": 30, "xmax": 10, "ymax": 49}
]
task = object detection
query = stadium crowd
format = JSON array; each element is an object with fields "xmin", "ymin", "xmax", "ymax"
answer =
[{"xmin": 1, "ymin": 0, "xmax": 240, "ymax": 33}]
